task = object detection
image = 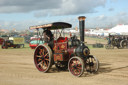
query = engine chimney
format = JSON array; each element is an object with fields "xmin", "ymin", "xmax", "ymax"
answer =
[{"xmin": 78, "ymin": 16, "xmax": 86, "ymax": 42}]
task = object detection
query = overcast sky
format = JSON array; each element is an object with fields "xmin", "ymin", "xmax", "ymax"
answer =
[{"xmin": 0, "ymin": 0, "xmax": 128, "ymax": 30}]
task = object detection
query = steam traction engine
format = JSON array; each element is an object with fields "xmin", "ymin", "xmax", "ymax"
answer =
[
  {"xmin": 105, "ymin": 34, "xmax": 128, "ymax": 49},
  {"xmin": 30, "ymin": 16, "xmax": 99, "ymax": 77}
]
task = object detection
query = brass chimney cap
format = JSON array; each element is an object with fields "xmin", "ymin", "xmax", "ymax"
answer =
[{"xmin": 78, "ymin": 16, "xmax": 86, "ymax": 21}]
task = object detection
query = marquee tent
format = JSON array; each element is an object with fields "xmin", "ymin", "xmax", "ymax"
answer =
[{"xmin": 108, "ymin": 25, "xmax": 128, "ymax": 34}]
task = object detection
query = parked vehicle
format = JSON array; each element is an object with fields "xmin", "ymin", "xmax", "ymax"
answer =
[
  {"xmin": 29, "ymin": 38, "xmax": 44, "ymax": 49},
  {"xmin": 93, "ymin": 43, "xmax": 104, "ymax": 48},
  {"xmin": 1, "ymin": 37, "xmax": 24, "ymax": 49}
]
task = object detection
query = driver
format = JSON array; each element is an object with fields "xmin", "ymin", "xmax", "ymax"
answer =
[{"xmin": 43, "ymin": 29, "xmax": 53, "ymax": 48}]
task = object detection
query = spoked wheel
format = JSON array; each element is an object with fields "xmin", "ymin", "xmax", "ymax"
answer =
[
  {"xmin": 34, "ymin": 44, "xmax": 53, "ymax": 72},
  {"xmin": 68, "ymin": 56, "xmax": 84, "ymax": 77},
  {"xmin": 85, "ymin": 55, "xmax": 99, "ymax": 73},
  {"xmin": 120, "ymin": 40, "xmax": 128, "ymax": 48},
  {"xmin": 55, "ymin": 61, "xmax": 68, "ymax": 71}
]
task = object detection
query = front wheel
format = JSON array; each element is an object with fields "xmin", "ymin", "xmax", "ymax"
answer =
[
  {"xmin": 85, "ymin": 55, "xmax": 99, "ymax": 73},
  {"xmin": 34, "ymin": 44, "xmax": 53, "ymax": 73},
  {"xmin": 68, "ymin": 56, "xmax": 84, "ymax": 77}
]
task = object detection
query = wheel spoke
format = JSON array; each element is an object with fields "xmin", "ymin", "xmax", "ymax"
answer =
[
  {"xmin": 38, "ymin": 61, "xmax": 42, "ymax": 66},
  {"xmin": 39, "ymin": 48, "xmax": 43, "ymax": 55},
  {"xmin": 77, "ymin": 66, "xmax": 82, "ymax": 69},
  {"xmin": 44, "ymin": 53, "xmax": 48, "ymax": 58},
  {"xmin": 36, "ymin": 55, "xmax": 42, "ymax": 57},
  {"xmin": 42, "ymin": 48, "xmax": 45, "ymax": 55},
  {"xmin": 45, "ymin": 58, "xmax": 49, "ymax": 61},
  {"xmin": 76, "ymin": 60, "xmax": 79, "ymax": 64},
  {"xmin": 45, "ymin": 60, "xmax": 49, "ymax": 65},
  {"xmin": 43, "ymin": 61, "xmax": 48, "ymax": 67},
  {"xmin": 89, "ymin": 66, "xmax": 92, "ymax": 72},
  {"xmin": 39, "ymin": 48, "xmax": 42, "ymax": 52},
  {"xmin": 74, "ymin": 59, "xmax": 77, "ymax": 64},
  {"xmin": 39, "ymin": 51, "xmax": 42, "ymax": 56},
  {"xmin": 77, "ymin": 69, "xmax": 81, "ymax": 73},
  {"xmin": 90, "ymin": 58, "xmax": 95, "ymax": 70},
  {"xmin": 74, "ymin": 69, "xmax": 77, "ymax": 74},
  {"xmin": 92, "ymin": 58, "xmax": 95, "ymax": 62},
  {"xmin": 39, "ymin": 64, "xmax": 43, "ymax": 68},
  {"xmin": 38, "ymin": 58, "xmax": 42, "ymax": 62}
]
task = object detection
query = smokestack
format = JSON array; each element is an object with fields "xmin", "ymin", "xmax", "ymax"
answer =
[{"xmin": 78, "ymin": 16, "xmax": 86, "ymax": 42}]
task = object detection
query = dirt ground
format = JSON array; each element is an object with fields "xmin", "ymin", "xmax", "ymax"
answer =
[{"xmin": 0, "ymin": 45, "xmax": 128, "ymax": 85}]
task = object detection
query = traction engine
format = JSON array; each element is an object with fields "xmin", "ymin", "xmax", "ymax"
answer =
[{"xmin": 30, "ymin": 16, "xmax": 99, "ymax": 77}]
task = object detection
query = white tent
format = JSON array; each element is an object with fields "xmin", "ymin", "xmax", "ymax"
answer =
[{"xmin": 108, "ymin": 25, "xmax": 128, "ymax": 34}]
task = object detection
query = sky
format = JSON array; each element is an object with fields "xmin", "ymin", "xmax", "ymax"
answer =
[{"xmin": 0, "ymin": 0, "xmax": 128, "ymax": 31}]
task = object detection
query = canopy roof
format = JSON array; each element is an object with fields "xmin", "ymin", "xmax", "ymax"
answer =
[{"xmin": 29, "ymin": 22, "xmax": 72, "ymax": 30}]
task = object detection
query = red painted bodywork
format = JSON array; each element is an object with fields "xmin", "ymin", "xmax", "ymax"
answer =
[{"xmin": 53, "ymin": 37, "xmax": 76, "ymax": 62}]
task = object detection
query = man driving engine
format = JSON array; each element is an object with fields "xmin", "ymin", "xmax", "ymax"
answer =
[{"xmin": 43, "ymin": 29, "xmax": 53, "ymax": 48}]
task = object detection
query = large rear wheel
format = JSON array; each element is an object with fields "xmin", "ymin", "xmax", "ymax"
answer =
[{"xmin": 34, "ymin": 44, "xmax": 53, "ymax": 72}]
